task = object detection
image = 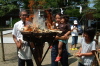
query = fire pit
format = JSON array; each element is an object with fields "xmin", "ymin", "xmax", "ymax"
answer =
[
  {"xmin": 21, "ymin": 30, "xmax": 61, "ymax": 66},
  {"xmin": 21, "ymin": 31, "xmax": 58, "ymax": 44},
  {"xmin": 20, "ymin": 8, "xmax": 63, "ymax": 66}
]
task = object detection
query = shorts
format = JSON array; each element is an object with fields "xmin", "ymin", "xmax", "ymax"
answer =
[
  {"xmin": 58, "ymin": 40, "xmax": 68, "ymax": 44},
  {"xmin": 72, "ymin": 36, "xmax": 78, "ymax": 45}
]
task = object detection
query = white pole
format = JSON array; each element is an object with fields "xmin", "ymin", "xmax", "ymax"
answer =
[
  {"xmin": 79, "ymin": 5, "xmax": 82, "ymax": 14},
  {"xmin": 38, "ymin": 9, "xmax": 40, "ymax": 17},
  {"xmin": 60, "ymin": 8, "xmax": 63, "ymax": 14},
  {"xmin": 67, "ymin": 0, "xmax": 68, "ymax": 5}
]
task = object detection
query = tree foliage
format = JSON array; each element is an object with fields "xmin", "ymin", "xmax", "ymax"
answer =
[
  {"xmin": 64, "ymin": 8, "xmax": 82, "ymax": 18},
  {"xmin": 93, "ymin": 0, "xmax": 100, "ymax": 19},
  {"xmin": 0, "ymin": 0, "xmax": 18, "ymax": 17}
]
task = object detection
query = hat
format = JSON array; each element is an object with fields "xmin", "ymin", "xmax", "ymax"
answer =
[{"xmin": 74, "ymin": 20, "xmax": 78, "ymax": 24}]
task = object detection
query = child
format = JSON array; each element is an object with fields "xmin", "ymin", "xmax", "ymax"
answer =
[
  {"xmin": 70, "ymin": 20, "xmax": 79, "ymax": 50},
  {"xmin": 76, "ymin": 27, "xmax": 96, "ymax": 66},
  {"xmin": 55, "ymin": 15, "xmax": 71, "ymax": 62}
]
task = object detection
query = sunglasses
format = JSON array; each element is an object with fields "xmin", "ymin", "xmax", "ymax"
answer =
[{"xmin": 21, "ymin": 14, "xmax": 28, "ymax": 16}]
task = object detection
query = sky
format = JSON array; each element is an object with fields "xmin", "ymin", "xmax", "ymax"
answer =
[{"xmin": 88, "ymin": 0, "xmax": 95, "ymax": 9}]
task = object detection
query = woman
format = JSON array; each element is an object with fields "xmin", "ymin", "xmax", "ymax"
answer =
[{"xmin": 51, "ymin": 13, "xmax": 70, "ymax": 66}]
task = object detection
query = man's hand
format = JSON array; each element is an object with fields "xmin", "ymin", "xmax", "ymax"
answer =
[{"xmin": 17, "ymin": 39, "xmax": 23, "ymax": 49}]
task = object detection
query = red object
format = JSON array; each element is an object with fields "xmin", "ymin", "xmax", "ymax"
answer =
[
  {"xmin": 49, "ymin": 46, "xmax": 52, "ymax": 49},
  {"xmin": 55, "ymin": 57, "xmax": 61, "ymax": 62}
]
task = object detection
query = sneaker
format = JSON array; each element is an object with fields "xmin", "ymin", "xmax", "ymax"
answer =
[
  {"xmin": 70, "ymin": 48, "xmax": 72, "ymax": 50},
  {"xmin": 74, "ymin": 48, "xmax": 78, "ymax": 50},
  {"xmin": 55, "ymin": 57, "xmax": 61, "ymax": 62},
  {"xmin": 71, "ymin": 48, "xmax": 75, "ymax": 50},
  {"xmin": 49, "ymin": 46, "xmax": 52, "ymax": 49}
]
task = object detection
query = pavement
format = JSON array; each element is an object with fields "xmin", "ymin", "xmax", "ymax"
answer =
[
  {"xmin": 0, "ymin": 30, "xmax": 14, "ymax": 43},
  {"xmin": 0, "ymin": 30, "xmax": 100, "ymax": 66}
]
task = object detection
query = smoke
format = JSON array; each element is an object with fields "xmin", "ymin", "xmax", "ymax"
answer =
[{"xmin": 32, "ymin": 9, "xmax": 46, "ymax": 30}]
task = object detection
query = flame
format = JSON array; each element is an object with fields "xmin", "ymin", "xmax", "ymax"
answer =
[
  {"xmin": 28, "ymin": 0, "xmax": 34, "ymax": 14},
  {"xmin": 24, "ymin": 0, "xmax": 53, "ymax": 32},
  {"xmin": 45, "ymin": 10, "xmax": 53, "ymax": 29}
]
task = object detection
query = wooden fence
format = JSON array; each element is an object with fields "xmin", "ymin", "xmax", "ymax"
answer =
[{"xmin": 93, "ymin": 32, "xmax": 100, "ymax": 66}]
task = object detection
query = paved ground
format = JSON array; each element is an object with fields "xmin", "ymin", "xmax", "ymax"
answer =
[
  {"xmin": 0, "ymin": 33, "xmax": 80, "ymax": 66},
  {"xmin": 1, "ymin": 30, "xmax": 100, "ymax": 66},
  {"xmin": 0, "ymin": 43, "xmax": 79, "ymax": 66}
]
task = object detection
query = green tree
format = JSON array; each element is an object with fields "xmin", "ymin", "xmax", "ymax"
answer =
[
  {"xmin": 23, "ymin": 0, "xmax": 66, "ymax": 9},
  {"xmin": 64, "ymin": 8, "xmax": 82, "ymax": 18},
  {"xmin": 0, "ymin": 0, "xmax": 18, "ymax": 17},
  {"xmin": 93, "ymin": 0, "xmax": 100, "ymax": 19}
]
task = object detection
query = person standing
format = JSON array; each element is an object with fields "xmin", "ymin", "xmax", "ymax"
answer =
[
  {"xmin": 76, "ymin": 27, "xmax": 96, "ymax": 66},
  {"xmin": 51, "ymin": 13, "xmax": 69, "ymax": 66},
  {"xmin": 70, "ymin": 20, "xmax": 79, "ymax": 50},
  {"xmin": 55, "ymin": 15, "xmax": 71, "ymax": 62},
  {"xmin": 12, "ymin": 10, "xmax": 34, "ymax": 66}
]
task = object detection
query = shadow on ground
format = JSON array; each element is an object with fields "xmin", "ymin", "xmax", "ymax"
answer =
[
  {"xmin": 5, "ymin": 52, "xmax": 18, "ymax": 63},
  {"xmin": 69, "ymin": 57, "xmax": 77, "ymax": 65},
  {"xmin": 42, "ymin": 64, "xmax": 51, "ymax": 66}
]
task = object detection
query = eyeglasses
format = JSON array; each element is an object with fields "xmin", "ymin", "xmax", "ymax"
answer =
[{"xmin": 21, "ymin": 14, "xmax": 28, "ymax": 16}]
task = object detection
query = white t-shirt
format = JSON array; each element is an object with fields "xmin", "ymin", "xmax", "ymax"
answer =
[
  {"xmin": 71, "ymin": 25, "xmax": 78, "ymax": 36},
  {"xmin": 79, "ymin": 37, "xmax": 96, "ymax": 66},
  {"xmin": 12, "ymin": 20, "xmax": 32, "ymax": 59}
]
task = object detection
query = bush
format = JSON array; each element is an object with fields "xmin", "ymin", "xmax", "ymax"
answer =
[{"xmin": 11, "ymin": 18, "xmax": 20, "ymax": 27}]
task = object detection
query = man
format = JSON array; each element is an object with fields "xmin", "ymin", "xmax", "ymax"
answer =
[{"xmin": 12, "ymin": 10, "xmax": 34, "ymax": 66}]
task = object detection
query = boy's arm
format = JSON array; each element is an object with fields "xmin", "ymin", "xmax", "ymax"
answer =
[
  {"xmin": 79, "ymin": 50, "xmax": 96, "ymax": 56},
  {"xmin": 75, "ymin": 47, "xmax": 82, "ymax": 56}
]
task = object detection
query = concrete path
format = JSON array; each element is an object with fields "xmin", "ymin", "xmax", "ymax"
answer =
[
  {"xmin": 0, "ymin": 32, "xmax": 100, "ymax": 66},
  {"xmin": 0, "ymin": 30, "xmax": 14, "ymax": 43},
  {"xmin": 3, "ymin": 30, "xmax": 12, "ymax": 35}
]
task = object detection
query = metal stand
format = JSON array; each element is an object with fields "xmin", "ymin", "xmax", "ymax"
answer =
[{"xmin": 21, "ymin": 32, "xmax": 57, "ymax": 66}]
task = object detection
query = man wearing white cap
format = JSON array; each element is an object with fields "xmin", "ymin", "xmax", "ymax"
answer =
[{"xmin": 70, "ymin": 20, "xmax": 78, "ymax": 50}]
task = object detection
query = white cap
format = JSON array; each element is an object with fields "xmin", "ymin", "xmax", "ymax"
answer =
[{"xmin": 74, "ymin": 20, "xmax": 78, "ymax": 24}]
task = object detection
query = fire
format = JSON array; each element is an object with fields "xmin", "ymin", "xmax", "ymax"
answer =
[
  {"xmin": 26, "ymin": 14, "xmax": 34, "ymax": 22},
  {"xmin": 28, "ymin": 0, "xmax": 34, "ymax": 14},
  {"xmin": 23, "ymin": 25, "xmax": 33, "ymax": 32},
  {"xmin": 22, "ymin": 0, "xmax": 60, "ymax": 33},
  {"xmin": 45, "ymin": 10, "xmax": 53, "ymax": 29}
]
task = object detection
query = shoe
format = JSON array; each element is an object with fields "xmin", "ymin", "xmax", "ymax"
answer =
[
  {"xmin": 55, "ymin": 57, "xmax": 61, "ymax": 62},
  {"xmin": 74, "ymin": 48, "xmax": 78, "ymax": 50},
  {"xmin": 49, "ymin": 46, "xmax": 52, "ymax": 49},
  {"xmin": 71, "ymin": 48, "xmax": 75, "ymax": 50},
  {"xmin": 70, "ymin": 48, "xmax": 72, "ymax": 50}
]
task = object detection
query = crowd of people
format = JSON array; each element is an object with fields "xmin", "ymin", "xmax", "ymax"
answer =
[{"xmin": 12, "ymin": 9, "xmax": 97, "ymax": 66}]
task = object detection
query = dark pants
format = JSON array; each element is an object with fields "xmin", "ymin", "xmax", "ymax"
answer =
[
  {"xmin": 72, "ymin": 36, "xmax": 78, "ymax": 45},
  {"xmin": 51, "ymin": 40, "xmax": 69, "ymax": 66},
  {"xmin": 18, "ymin": 58, "xmax": 33, "ymax": 66},
  {"xmin": 78, "ymin": 62, "xmax": 85, "ymax": 66}
]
